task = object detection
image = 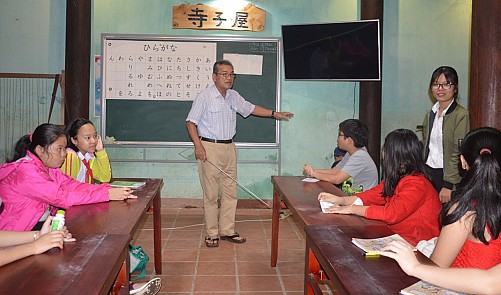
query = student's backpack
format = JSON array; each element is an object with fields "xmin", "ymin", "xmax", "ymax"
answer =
[{"xmin": 129, "ymin": 245, "xmax": 149, "ymax": 280}]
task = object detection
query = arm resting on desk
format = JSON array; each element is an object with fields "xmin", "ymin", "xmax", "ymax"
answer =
[
  {"xmin": 0, "ymin": 231, "xmax": 67, "ymax": 267},
  {"xmin": 318, "ymin": 192, "xmax": 368, "ymax": 215},
  {"xmin": 381, "ymin": 240, "xmax": 500, "ymax": 295},
  {"xmin": 304, "ymin": 164, "xmax": 350, "ymax": 185},
  {"xmin": 0, "ymin": 216, "xmax": 75, "ymax": 267}
]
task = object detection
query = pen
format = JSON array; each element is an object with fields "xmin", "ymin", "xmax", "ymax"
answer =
[{"xmin": 363, "ymin": 252, "xmax": 380, "ymax": 257}]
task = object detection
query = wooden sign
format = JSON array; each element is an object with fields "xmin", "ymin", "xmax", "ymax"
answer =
[{"xmin": 172, "ymin": 4, "xmax": 266, "ymax": 32}]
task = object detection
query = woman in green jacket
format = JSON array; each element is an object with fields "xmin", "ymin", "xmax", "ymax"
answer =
[{"xmin": 421, "ymin": 66, "xmax": 469, "ymax": 203}]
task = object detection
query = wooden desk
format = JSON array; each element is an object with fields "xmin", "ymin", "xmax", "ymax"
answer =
[
  {"xmin": 67, "ymin": 178, "xmax": 163, "ymax": 275},
  {"xmin": 0, "ymin": 234, "xmax": 130, "ymax": 295},
  {"xmin": 271, "ymin": 176, "xmax": 385, "ymax": 267},
  {"xmin": 305, "ymin": 225, "xmax": 426, "ymax": 294}
]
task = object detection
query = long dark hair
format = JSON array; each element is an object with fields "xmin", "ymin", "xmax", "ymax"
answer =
[
  {"xmin": 441, "ymin": 127, "xmax": 501, "ymax": 244},
  {"xmin": 381, "ymin": 129, "xmax": 427, "ymax": 197},
  {"xmin": 65, "ymin": 118, "xmax": 94, "ymax": 153},
  {"xmin": 8, "ymin": 123, "xmax": 65, "ymax": 162}
]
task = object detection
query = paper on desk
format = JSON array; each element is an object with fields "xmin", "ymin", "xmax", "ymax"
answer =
[
  {"xmin": 110, "ymin": 181, "xmax": 146, "ymax": 188},
  {"xmin": 302, "ymin": 177, "xmax": 319, "ymax": 182},
  {"xmin": 319, "ymin": 200, "xmax": 334, "ymax": 213}
]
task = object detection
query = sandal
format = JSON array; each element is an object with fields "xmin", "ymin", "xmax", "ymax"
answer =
[
  {"xmin": 205, "ymin": 236, "xmax": 219, "ymax": 247},
  {"xmin": 220, "ymin": 233, "xmax": 246, "ymax": 244}
]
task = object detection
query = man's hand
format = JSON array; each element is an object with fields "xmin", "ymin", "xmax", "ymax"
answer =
[{"xmin": 275, "ymin": 112, "xmax": 294, "ymax": 121}]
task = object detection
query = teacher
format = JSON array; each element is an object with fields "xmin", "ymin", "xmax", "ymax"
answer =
[{"xmin": 186, "ymin": 60, "xmax": 294, "ymax": 248}]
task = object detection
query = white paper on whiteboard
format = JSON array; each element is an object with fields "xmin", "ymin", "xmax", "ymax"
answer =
[{"xmin": 223, "ymin": 53, "xmax": 263, "ymax": 75}]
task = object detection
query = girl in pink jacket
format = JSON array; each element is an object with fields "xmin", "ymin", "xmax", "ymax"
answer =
[{"xmin": 0, "ymin": 123, "xmax": 137, "ymax": 231}]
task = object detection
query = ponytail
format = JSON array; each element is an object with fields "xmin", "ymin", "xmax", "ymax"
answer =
[
  {"xmin": 442, "ymin": 127, "xmax": 501, "ymax": 244},
  {"xmin": 7, "ymin": 135, "xmax": 31, "ymax": 162}
]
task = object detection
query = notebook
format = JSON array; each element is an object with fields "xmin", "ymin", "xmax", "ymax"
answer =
[
  {"xmin": 400, "ymin": 280, "xmax": 467, "ymax": 295},
  {"xmin": 109, "ymin": 181, "xmax": 146, "ymax": 189},
  {"xmin": 351, "ymin": 233, "xmax": 414, "ymax": 253}
]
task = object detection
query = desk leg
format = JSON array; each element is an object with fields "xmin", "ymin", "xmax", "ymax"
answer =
[
  {"xmin": 305, "ymin": 243, "xmax": 323, "ymax": 295},
  {"xmin": 153, "ymin": 190, "xmax": 162, "ymax": 274},
  {"xmin": 308, "ymin": 249, "xmax": 321, "ymax": 281},
  {"xmin": 110, "ymin": 259, "xmax": 128, "ymax": 295},
  {"xmin": 110, "ymin": 243, "xmax": 129, "ymax": 295},
  {"xmin": 271, "ymin": 186, "xmax": 280, "ymax": 267}
]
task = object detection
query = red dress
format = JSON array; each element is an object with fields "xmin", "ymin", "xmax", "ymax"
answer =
[
  {"xmin": 357, "ymin": 173, "xmax": 442, "ymax": 246},
  {"xmin": 451, "ymin": 235, "xmax": 501, "ymax": 269}
]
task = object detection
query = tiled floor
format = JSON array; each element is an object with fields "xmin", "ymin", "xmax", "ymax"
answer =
[{"xmin": 132, "ymin": 207, "xmax": 333, "ymax": 294}]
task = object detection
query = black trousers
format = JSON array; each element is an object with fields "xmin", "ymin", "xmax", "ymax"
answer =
[{"xmin": 426, "ymin": 165, "xmax": 444, "ymax": 193}]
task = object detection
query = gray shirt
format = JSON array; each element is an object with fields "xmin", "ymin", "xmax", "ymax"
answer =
[{"xmin": 336, "ymin": 147, "xmax": 378, "ymax": 191}]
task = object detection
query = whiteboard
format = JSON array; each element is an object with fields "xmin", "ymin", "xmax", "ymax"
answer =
[{"xmin": 104, "ymin": 40, "xmax": 216, "ymax": 101}]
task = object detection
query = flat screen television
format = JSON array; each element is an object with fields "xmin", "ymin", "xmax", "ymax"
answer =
[{"xmin": 281, "ymin": 20, "xmax": 381, "ymax": 81}]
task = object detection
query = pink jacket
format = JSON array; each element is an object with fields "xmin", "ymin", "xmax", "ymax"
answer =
[{"xmin": 0, "ymin": 151, "xmax": 110, "ymax": 231}]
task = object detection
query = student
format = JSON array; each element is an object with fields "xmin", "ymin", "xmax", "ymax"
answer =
[
  {"xmin": 381, "ymin": 240, "xmax": 501, "ymax": 295},
  {"xmin": 331, "ymin": 146, "xmax": 347, "ymax": 168},
  {"xmin": 61, "ymin": 118, "xmax": 111, "ymax": 184},
  {"xmin": 60, "ymin": 120, "xmax": 160, "ymax": 294},
  {"xmin": 0, "ymin": 197, "xmax": 75, "ymax": 267},
  {"xmin": 186, "ymin": 59, "xmax": 294, "ymax": 247},
  {"xmin": 0, "ymin": 123, "xmax": 136, "ymax": 231},
  {"xmin": 421, "ymin": 66, "xmax": 469, "ymax": 203},
  {"xmin": 429, "ymin": 127, "xmax": 501, "ymax": 269},
  {"xmin": 304, "ymin": 119, "xmax": 378, "ymax": 193},
  {"xmin": 318, "ymin": 129, "xmax": 441, "ymax": 246}
]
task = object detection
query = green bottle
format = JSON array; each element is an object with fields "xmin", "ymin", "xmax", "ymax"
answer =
[{"xmin": 51, "ymin": 210, "xmax": 66, "ymax": 231}]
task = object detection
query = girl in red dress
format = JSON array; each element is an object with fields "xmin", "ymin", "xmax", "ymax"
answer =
[
  {"xmin": 430, "ymin": 127, "xmax": 501, "ymax": 269},
  {"xmin": 318, "ymin": 129, "xmax": 441, "ymax": 246}
]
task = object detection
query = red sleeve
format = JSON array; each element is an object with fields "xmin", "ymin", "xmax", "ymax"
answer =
[
  {"xmin": 364, "ymin": 176, "xmax": 427, "ymax": 224},
  {"xmin": 357, "ymin": 181, "xmax": 385, "ymax": 205}
]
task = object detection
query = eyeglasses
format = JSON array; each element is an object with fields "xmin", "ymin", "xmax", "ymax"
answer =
[
  {"xmin": 431, "ymin": 82, "xmax": 454, "ymax": 90},
  {"xmin": 215, "ymin": 73, "xmax": 237, "ymax": 79}
]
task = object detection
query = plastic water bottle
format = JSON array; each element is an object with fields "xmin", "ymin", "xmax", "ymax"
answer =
[{"xmin": 51, "ymin": 210, "xmax": 66, "ymax": 231}]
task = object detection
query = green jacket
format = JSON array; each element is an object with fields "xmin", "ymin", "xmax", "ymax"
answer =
[{"xmin": 422, "ymin": 100, "xmax": 469, "ymax": 190}]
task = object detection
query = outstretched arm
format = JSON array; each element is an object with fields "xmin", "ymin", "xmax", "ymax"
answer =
[
  {"xmin": 381, "ymin": 240, "xmax": 501, "ymax": 295},
  {"xmin": 252, "ymin": 105, "xmax": 294, "ymax": 121}
]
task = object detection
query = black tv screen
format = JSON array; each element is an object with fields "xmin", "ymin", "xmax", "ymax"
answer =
[{"xmin": 282, "ymin": 20, "xmax": 381, "ymax": 81}]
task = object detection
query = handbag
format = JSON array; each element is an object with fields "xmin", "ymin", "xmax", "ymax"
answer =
[{"xmin": 129, "ymin": 245, "xmax": 149, "ymax": 280}]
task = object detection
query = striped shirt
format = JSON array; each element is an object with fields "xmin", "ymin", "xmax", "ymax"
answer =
[{"xmin": 186, "ymin": 84, "xmax": 255, "ymax": 140}]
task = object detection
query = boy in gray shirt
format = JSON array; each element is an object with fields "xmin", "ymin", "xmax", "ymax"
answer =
[{"xmin": 304, "ymin": 119, "xmax": 378, "ymax": 193}]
